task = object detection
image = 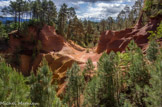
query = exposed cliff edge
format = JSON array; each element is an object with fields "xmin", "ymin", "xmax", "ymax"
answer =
[{"xmin": 96, "ymin": 15, "xmax": 162, "ymax": 54}]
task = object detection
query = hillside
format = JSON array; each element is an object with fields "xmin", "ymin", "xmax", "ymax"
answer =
[
  {"xmin": 97, "ymin": 14, "xmax": 162, "ymax": 54},
  {"xmin": 0, "ymin": 0, "xmax": 162, "ymax": 106},
  {"xmin": 1, "ymin": 14, "xmax": 161, "ymax": 97}
]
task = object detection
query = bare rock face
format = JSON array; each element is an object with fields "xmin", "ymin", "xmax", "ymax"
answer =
[
  {"xmin": 8, "ymin": 25, "xmax": 65, "ymax": 53},
  {"xmin": 39, "ymin": 25, "xmax": 65, "ymax": 52},
  {"xmin": 97, "ymin": 16, "xmax": 162, "ymax": 54}
]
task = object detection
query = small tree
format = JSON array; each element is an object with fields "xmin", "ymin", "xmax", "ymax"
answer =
[
  {"xmin": 64, "ymin": 62, "xmax": 84, "ymax": 107},
  {"xmin": 147, "ymin": 40, "xmax": 158, "ymax": 61},
  {"xmin": 145, "ymin": 49, "xmax": 162, "ymax": 107},
  {"xmin": 0, "ymin": 21, "xmax": 7, "ymax": 38},
  {"xmin": 83, "ymin": 58, "xmax": 95, "ymax": 81},
  {"xmin": 121, "ymin": 40, "xmax": 150, "ymax": 106},
  {"xmin": 84, "ymin": 52, "xmax": 117, "ymax": 107},
  {"xmin": 0, "ymin": 56, "xmax": 30, "ymax": 103},
  {"xmin": 97, "ymin": 52, "xmax": 117, "ymax": 107},
  {"xmin": 83, "ymin": 76, "xmax": 99, "ymax": 107},
  {"xmin": 29, "ymin": 58, "xmax": 60, "ymax": 107}
]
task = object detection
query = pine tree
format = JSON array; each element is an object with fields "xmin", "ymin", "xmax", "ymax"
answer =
[
  {"xmin": 0, "ymin": 57, "xmax": 30, "ymax": 103},
  {"xmin": 31, "ymin": 0, "xmax": 42, "ymax": 20},
  {"xmin": 84, "ymin": 52, "xmax": 118, "ymax": 107},
  {"xmin": 84, "ymin": 58, "xmax": 95, "ymax": 72},
  {"xmin": 29, "ymin": 58, "xmax": 59, "ymax": 107},
  {"xmin": 83, "ymin": 58, "xmax": 95, "ymax": 81},
  {"xmin": 121, "ymin": 41, "xmax": 150, "ymax": 106},
  {"xmin": 83, "ymin": 76, "xmax": 99, "ymax": 107},
  {"xmin": 97, "ymin": 52, "xmax": 117, "ymax": 106},
  {"xmin": 107, "ymin": 17, "xmax": 114, "ymax": 30},
  {"xmin": 100, "ymin": 19, "xmax": 107, "ymax": 32},
  {"xmin": 145, "ymin": 48, "xmax": 162, "ymax": 107},
  {"xmin": 64, "ymin": 62, "xmax": 84, "ymax": 107},
  {"xmin": 148, "ymin": 22, "xmax": 162, "ymax": 40},
  {"xmin": 46, "ymin": 0, "xmax": 57, "ymax": 25},
  {"xmin": 147, "ymin": 40, "xmax": 158, "ymax": 61},
  {"xmin": 0, "ymin": 21, "xmax": 7, "ymax": 38},
  {"xmin": 67, "ymin": 16, "xmax": 85, "ymax": 45},
  {"xmin": 85, "ymin": 21, "xmax": 94, "ymax": 46},
  {"xmin": 57, "ymin": 3, "xmax": 68, "ymax": 37}
]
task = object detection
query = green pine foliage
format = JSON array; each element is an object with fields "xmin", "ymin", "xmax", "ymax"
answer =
[
  {"xmin": 64, "ymin": 62, "xmax": 84, "ymax": 107},
  {"xmin": 147, "ymin": 40, "xmax": 158, "ymax": 61},
  {"xmin": 84, "ymin": 52, "xmax": 118, "ymax": 107},
  {"xmin": 143, "ymin": 0, "xmax": 153, "ymax": 12},
  {"xmin": 128, "ymin": 41, "xmax": 149, "ymax": 87},
  {"xmin": 97, "ymin": 52, "xmax": 117, "ymax": 107},
  {"xmin": 83, "ymin": 58, "xmax": 95, "ymax": 78},
  {"xmin": 148, "ymin": 22, "xmax": 162, "ymax": 40},
  {"xmin": 0, "ymin": 56, "xmax": 30, "ymax": 104},
  {"xmin": 144, "ymin": 49, "xmax": 162, "ymax": 107},
  {"xmin": 147, "ymin": 22, "xmax": 162, "ymax": 62},
  {"xmin": 29, "ymin": 58, "xmax": 63, "ymax": 107},
  {"xmin": 0, "ymin": 21, "xmax": 7, "ymax": 38},
  {"xmin": 143, "ymin": 0, "xmax": 162, "ymax": 17},
  {"xmin": 119, "ymin": 41, "xmax": 150, "ymax": 106},
  {"xmin": 83, "ymin": 76, "xmax": 99, "ymax": 107}
]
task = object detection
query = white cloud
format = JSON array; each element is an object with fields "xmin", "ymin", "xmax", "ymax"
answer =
[
  {"xmin": 0, "ymin": 0, "xmax": 10, "ymax": 8},
  {"xmin": 0, "ymin": 0, "xmax": 137, "ymax": 21},
  {"xmin": 77, "ymin": 2, "xmax": 126, "ymax": 21}
]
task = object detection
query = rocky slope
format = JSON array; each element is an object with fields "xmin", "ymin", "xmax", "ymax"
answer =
[
  {"xmin": 96, "ymin": 15, "xmax": 162, "ymax": 54},
  {"xmin": 4, "ymin": 25, "xmax": 101, "ymax": 95}
]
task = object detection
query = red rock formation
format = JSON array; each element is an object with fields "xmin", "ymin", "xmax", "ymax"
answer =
[
  {"xmin": 39, "ymin": 25, "xmax": 65, "ymax": 52},
  {"xmin": 97, "ymin": 16, "xmax": 162, "ymax": 54},
  {"xmin": 5, "ymin": 24, "xmax": 101, "ymax": 95}
]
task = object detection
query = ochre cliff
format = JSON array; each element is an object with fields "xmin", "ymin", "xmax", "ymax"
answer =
[
  {"xmin": 5, "ymin": 25, "xmax": 101, "ymax": 95},
  {"xmin": 96, "ymin": 16, "xmax": 162, "ymax": 54}
]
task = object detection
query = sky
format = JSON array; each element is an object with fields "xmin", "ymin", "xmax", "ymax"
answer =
[{"xmin": 0, "ymin": 0, "xmax": 137, "ymax": 21}]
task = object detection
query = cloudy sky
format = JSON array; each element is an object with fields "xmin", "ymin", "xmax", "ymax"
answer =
[{"xmin": 0, "ymin": 0, "xmax": 137, "ymax": 21}]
